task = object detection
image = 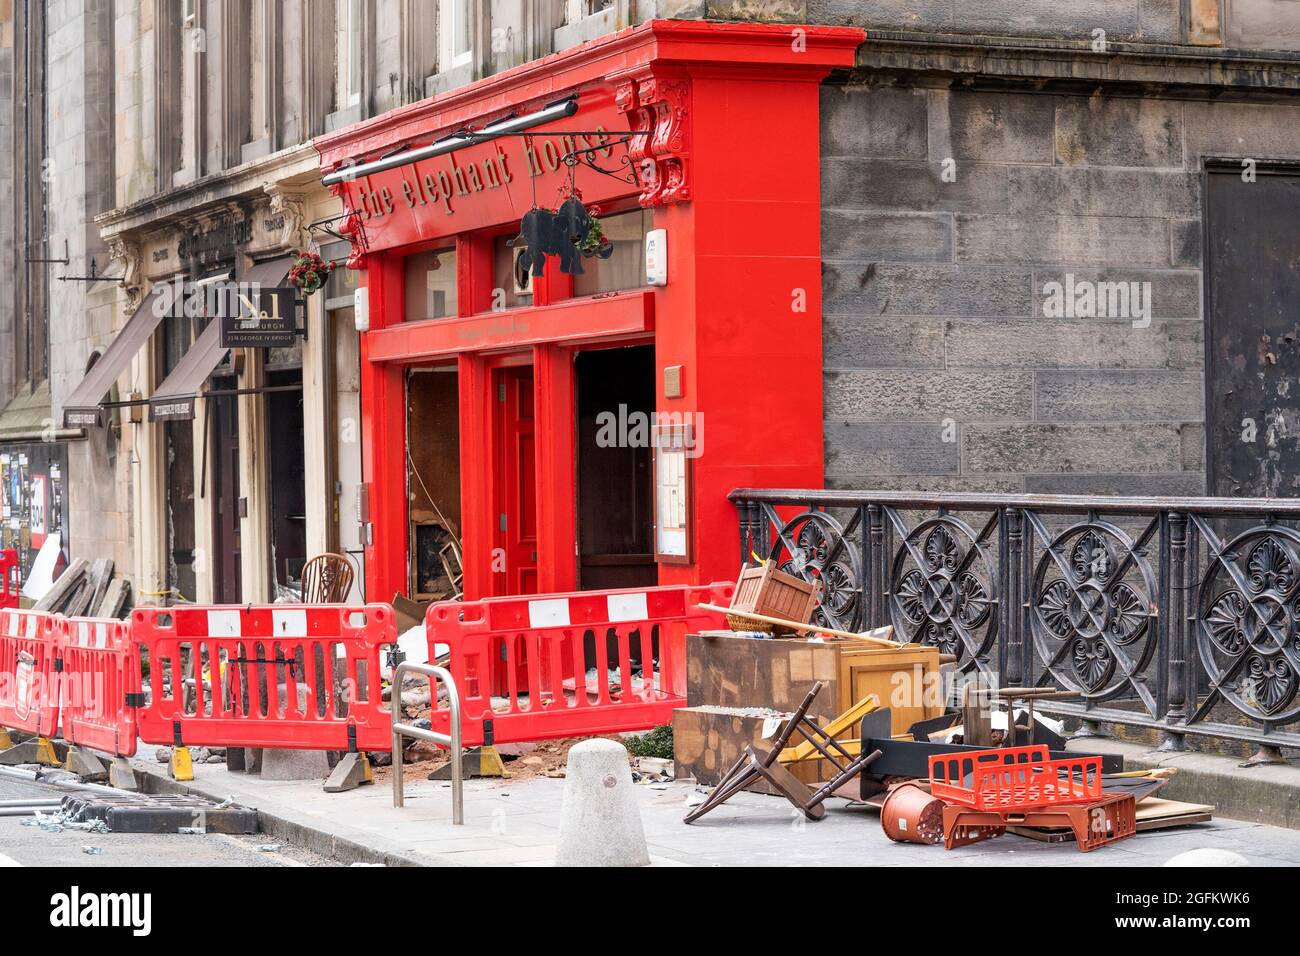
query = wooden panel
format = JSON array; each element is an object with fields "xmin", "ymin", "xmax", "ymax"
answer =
[{"xmin": 839, "ymin": 643, "xmax": 943, "ymax": 736}]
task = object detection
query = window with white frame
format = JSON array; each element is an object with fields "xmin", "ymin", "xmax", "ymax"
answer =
[
  {"xmin": 336, "ymin": 0, "xmax": 363, "ymax": 110},
  {"xmin": 438, "ymin": 0, "xmax": 473, "ymax": 71}
]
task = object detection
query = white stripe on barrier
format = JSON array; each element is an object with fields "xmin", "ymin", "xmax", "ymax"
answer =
[
  {"xmin": 527, "ymin": 598, "xmax": 571, "ymax": 628},
  {"xmin": 208, "ymin": 609, "xmax": 242, "ymax": 637},
  {"xmin": 24, "ymin": 615, "xmax": 36, "ymax": 639},
  {"xmin": 94, "ymin": 622, "xmax": 107, "ymax": 648},
  {"xmin": 5, "ymin": 613, "xmax": 15, "ymax": 637},
  {"xmin": 607, "ymin": 592, "xmax": 648, "ymax": 623},
  {"xmin": 272, "ymin": 608, "xmax": 307, "ymax": 637},
  {"xmin": 78, "ymin": 621, "xmax": 90, "ymax": 647}
]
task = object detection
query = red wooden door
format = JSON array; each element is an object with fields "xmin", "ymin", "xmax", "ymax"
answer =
[{"xmin": 494, "ymin": 366, "xmax": 537, "ymax": 596}]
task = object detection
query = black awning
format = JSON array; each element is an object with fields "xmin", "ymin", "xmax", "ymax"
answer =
[
  {"xmin": 148, "ymin": 256, "xmax": 293, "ymax": 422},
  {"xmin": 62, "ymin": 288, "xmax": 167, "ymax": 428}
]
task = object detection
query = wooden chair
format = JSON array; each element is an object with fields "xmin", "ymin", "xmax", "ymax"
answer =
[{"xmin": 300, "ymin": 553, "xmax": 355, "ymax": 604}]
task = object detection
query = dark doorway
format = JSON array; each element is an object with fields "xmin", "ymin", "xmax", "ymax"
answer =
[
  {"xmin": 406, "ymin": 366, "xmax": 462, "ymax": 601},
  {"xmin": 209, "ymin": 374, "xmax": 241, "ymax": 603},
  {"xmin": 267, "ymin": 368, "xmax": 307, "ymax": 592},
  {"xmin": 493, "ymin": 365, "xmax": 537, "ymax": 596},
  {"xmin": 1206, "ymin": 167, "xmax": 1300, "ymax": 497},
  {"xmin": 576, "ymin": 346, "xmax": 656, "ymax": 590}
]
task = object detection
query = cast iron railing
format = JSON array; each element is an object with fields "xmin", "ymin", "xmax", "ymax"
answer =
[{"xmin": 731, "ymin": 488, "xmax": 1300, "ymax": 759}]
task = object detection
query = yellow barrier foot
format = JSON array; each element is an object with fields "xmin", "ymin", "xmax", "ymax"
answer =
[
  {"xmin": 0, "ymin": 735, "xmax": 65, "ymax": 766},
  {"xmin": 34, "ymin": 737, "xmax": 61, "ymax": 766},
  {"xmin": 322, "ymin": 751, "xmax": 373, "ymax": 793},
  {"xmin": 170, "ymin": 745, "xmax": 194, "ymax": 781},
  {"xmin": 427, "ymin": 745, "xmax": 509, "ymax": 781},
  {"xmin": 65, "ymin": 746, "xmax": 108, "ymax": 780},
  {"xmin": 0, "ymin": 727, "xmax": 12, "ymax": 751},
  {"xmin": 108, "ymin": 756, "xmax": 139, "ymax": 791}
]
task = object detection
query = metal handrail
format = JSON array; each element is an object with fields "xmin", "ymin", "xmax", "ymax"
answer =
[{"xmin": 391, "ymin": 662, "xmax": 463, "ymax": 825}]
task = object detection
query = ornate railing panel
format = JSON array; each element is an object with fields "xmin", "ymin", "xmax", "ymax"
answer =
[{"xmin": 732, "ymin": 489, "xmax": 1300, "ymax": 756}]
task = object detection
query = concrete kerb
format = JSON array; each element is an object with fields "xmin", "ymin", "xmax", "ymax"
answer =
[
  {"xmin": 128, "ymin": 756, "xmax": 448, "ymax": 867},
  {"xmin": 1065, "ymin": 737, "xmax": 1300, "ymax": 829}
]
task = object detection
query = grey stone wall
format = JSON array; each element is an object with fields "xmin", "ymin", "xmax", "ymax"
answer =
[
  {"xmin": 820, "ymin": 83, "xmax": 1300, "ymax": 495},
  {"xmin": 808, "ymin": 0, "xmax": 1183, "ymax": 43},
  {"xmin": 46, "ymin": 0, "xmax": 128, "ymax": 569}
]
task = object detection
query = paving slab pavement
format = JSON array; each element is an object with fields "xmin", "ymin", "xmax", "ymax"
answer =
[{"xmin": 129, "ymin": 756, "xmax": 1300, "ymax": 867}]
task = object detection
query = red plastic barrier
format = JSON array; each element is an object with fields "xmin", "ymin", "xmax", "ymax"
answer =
[
  {"xmin": 929, "ymin": 745, "xmax": 1104, "ymax": 811},
  {"xmin": 0, "ymin": 608, "xmax": 60, "ymax": 737},
  {"xmin": 58, "ymin": 616, "xmax": 141, "ymax": 758},
  {"xmin": 134, "ymin": 604, "xmax": 397, "ymax": 751},
  {"xmin": 426, "ymin": 583, "xmax": 733, "ymax": 747},
  {"xmin": 0, "ymin": 549, "xmax": 18, "ymax": 610}
]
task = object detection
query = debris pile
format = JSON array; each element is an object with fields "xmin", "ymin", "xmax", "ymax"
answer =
[{"xmin": 31, "ymin": 557, "xmax": 132, "ymax": 618}]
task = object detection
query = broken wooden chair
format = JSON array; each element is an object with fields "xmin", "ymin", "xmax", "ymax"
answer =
[{"xmin": 684, "ymin": 681, "xmax": 883, "ymax": 824}]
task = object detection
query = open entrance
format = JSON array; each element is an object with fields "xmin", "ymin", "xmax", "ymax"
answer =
[
  {"xmin": 406, "ymin": 366, "xmax": 462, "ymax": 601},
  {"xmin": 576, "ymin": 345, "xmax": 656, "ymax": 590},
  {"xmin": 209, "ymin": 373, "xmax": 241, "ymax": 603},
  {"xmin": 266, "ymin": 367, "xmax": 307, "ymax": 594}
]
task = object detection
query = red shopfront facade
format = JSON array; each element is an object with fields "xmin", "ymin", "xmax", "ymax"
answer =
[{"xmin": 315, "ymin": 20, "xmax": 861, "ymax": 604}]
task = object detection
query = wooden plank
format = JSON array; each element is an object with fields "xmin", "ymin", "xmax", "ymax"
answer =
[
  {"xmin": 95, "ymin": 579, "xmax": 132, "ymax": 619},
  {"xmin": 63, "ymin": 581, "xmax": 95, "ymax": 617},
  {"xmin": 85, "ymin": 559, "xmax": 115, "ymax": 617},
  {"xmin": 33, "ymin": 559, "xmax": 88, "ymax": 612}
]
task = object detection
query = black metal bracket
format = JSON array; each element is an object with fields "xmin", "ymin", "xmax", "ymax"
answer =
[{"xmin": 125, "ymin": 692, "xmax": 146, "ymax": 708}]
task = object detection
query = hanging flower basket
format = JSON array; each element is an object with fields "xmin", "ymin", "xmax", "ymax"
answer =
[
  {"xmin": 579, "ymin": 213, "xmax": 614, "ymax": 259},
  {"xmin": 288, "ymin": 250, "xmax": 335, "ymax": 296}
]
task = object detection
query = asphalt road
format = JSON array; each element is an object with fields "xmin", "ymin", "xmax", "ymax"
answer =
[{"xmin": 0, "ymin": 776, "xmax": 335, "ymax": 867}]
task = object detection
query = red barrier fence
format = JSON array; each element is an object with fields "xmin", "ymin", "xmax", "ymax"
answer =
[
  {"xmin": 133, "ymin": 604, "xmax": 397, "ymax": 752},
  {"xmin": 0, "ymin": 549, "xmax": 18, "ymax": 610},
  {"xmin": 0, "ymin": 608, "xmax": 60, "ymax": 737},
  {"xmin": 426, "ymin": 583, "xmax": 732, "ymax": 747},
  {"xmin": 58, "ymin": 616, "xmax": 141, "ymax": 758}
]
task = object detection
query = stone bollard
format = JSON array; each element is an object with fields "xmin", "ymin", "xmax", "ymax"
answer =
[{"xmin": 555, "ymin": 739, "xmax": 650, "ymax": 867}]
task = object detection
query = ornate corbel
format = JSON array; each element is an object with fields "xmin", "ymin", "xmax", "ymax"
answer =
[
  {"xmin": 616, "ymin": 71, "xmax": 691, "ymax": 207},
  {"xmin": 107, "ymin": 237, "xmax": 145, "ymax": 312},
  {"xmin": 264, "ymin": 184, "xmax": 311, "ymax": 252}
]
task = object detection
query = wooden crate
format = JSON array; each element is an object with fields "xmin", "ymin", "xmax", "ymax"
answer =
[
  {"xmin": 683, "ymin": 630, "xmax": 945, "ymax": 745},
  {"xmin": 729, "ymin": 563, "xmax": 817, "ymax": 631}
]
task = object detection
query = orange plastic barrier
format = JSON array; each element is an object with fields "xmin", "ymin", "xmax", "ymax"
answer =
[
  {"xmin": 426, "ymin": 583, "xmax": 732, "ymax": 747},
  {"xmin": 929, "ymin": 744, "xmax": 1104, "ymax": 811},
  {"xmin": 0, "ymin": 548, "xmax": 18, "ymax": 610},
  {"xmin": 0, "ymin": 608, "xmax": 60, "ymax": 737},
  {"xmin": 134, "ymin": 604, "xmax": 397, "ymax": 752},
  {"xmin": 57, "ymin": 616, "xmax": 141, "ymax": 758}
]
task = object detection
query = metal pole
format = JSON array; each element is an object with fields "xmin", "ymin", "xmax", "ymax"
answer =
[{"xmin": 389, "ymin": 661, "xmax": 463, "ymax": 824}]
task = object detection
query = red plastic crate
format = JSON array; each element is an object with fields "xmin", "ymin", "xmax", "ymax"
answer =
[
  {"xmin": 942, "ymin": 792, "xmax": 1137, "ymax": 852},
  {"xmin": 929, "ymin": 745, "xmax": 1104, "ymax": 811}
]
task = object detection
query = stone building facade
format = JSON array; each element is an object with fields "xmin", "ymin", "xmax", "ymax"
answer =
[
  {"xmin": 0, "ymin": 0, "xmax": 122, "ymax": 583},
  {"xmin": 5, "ymin": 0, "xmax": 1300, "ymax": 604}
]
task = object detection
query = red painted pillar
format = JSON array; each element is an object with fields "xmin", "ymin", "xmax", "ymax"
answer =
[
  {"xmin": 655, "ymin": 68, "xmax": 832, "ymax": 588},
  {"xmin": 533, "ymin": 343, "xmax": 577, "ymax": 593},
  {"xmin": 457, "ymin": 352, "xmax": 495, "ymax": 600},
  {"xmin": 360, "ymin": 254, "xmax": 410, "ymax": 604}
]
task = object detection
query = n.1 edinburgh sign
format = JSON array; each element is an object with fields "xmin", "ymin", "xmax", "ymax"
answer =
[
  {"xmin": 218, "ymin": 285, "xmax": 298, "ymax": 349},
  {"xmin": 154, "ymin": 278, "xmax": 300, "ymax": 348}
]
